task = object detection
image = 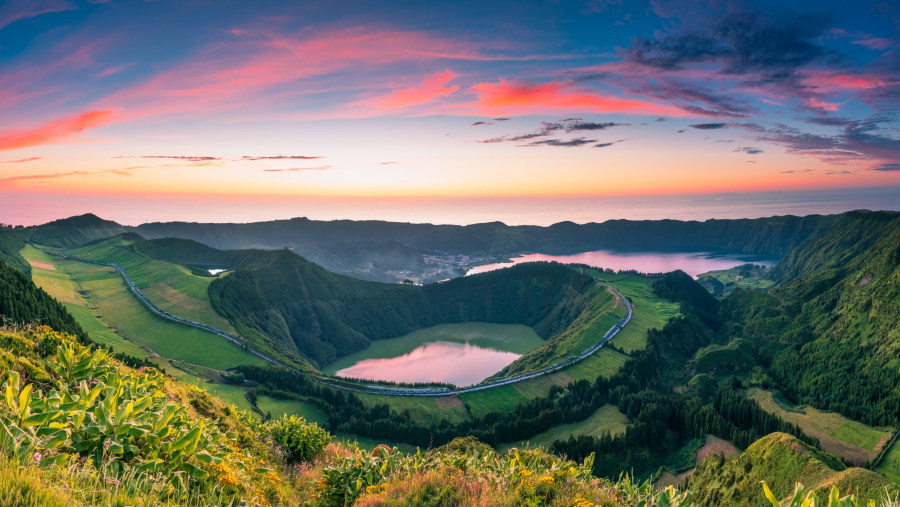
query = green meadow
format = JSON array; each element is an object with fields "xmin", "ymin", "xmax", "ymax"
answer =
[
  {"xmin": 21, "ymin": 244, "xmax": 265, "ymax": 371},
  {"xmin": 586, "ymin": 270, "xmax": 681, "ymax": 353},
  {"xmin": 497, "ymin": 404, "xmax": 628, "ymax": 452},
  {"xmin": 70, "ymin": 237, "xmax": 237, "ymax": 334},
  {"xmin": 875, "ymin": 437, "xmax": 900, "ymax": 483}
]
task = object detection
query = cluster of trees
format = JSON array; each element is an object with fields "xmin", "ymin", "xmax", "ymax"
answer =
[
  {"xmin": 0, "ymin": 259, "xmax": 87, "ymax": 340},
  {"xmin": 0, "ymin": 259, "xmax": 159, "ymax": 373}
]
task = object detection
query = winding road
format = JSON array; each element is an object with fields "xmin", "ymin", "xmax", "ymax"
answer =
[{"xmin": 27, "ymin": 233, "xmax": 633, "ymax": 397}]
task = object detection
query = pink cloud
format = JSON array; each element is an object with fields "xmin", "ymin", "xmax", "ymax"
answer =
[
  {"xmin": 806, "ymin": 97, "xmax": 848, "ymax": 111},
  {"xmin": 0, "ymin": 156, "xmax": 42, "ymax": 164},
  {"xmin": 103, "ymin": 27, "xmax": 492, "ymax": 120},
  {"xmin": 0, "ymin": 110, "xmax": 114, "ymax": 151},
  {"xmin": 460, "ymin": 79, "xmax": 684, "ymax": 116},
  {"xmin": 367, "ymin": 70, "xmax": 459, "ymax": 110},
  {"xmin": 851, "ymin": 37, "xmax": 893, "ymax": 50},
  {"xmin": 801, "ymin": 71, "xmax": 891, "ymax": 91},
  {"xmin": 0, "ymin": 0, "xmax": 74, "ymax": 31}
]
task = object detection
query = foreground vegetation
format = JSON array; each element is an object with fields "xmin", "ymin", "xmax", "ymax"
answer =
[{"xmin": 5, "ymin": 324, "xmax": 893, "ymax": 506}]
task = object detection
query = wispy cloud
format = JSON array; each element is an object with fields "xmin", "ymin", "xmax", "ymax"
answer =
[
  {"xmin": 734, "ymin": 146, "xmax": 763, "ymax": 154},
  {"xmin": 528, "ymin": 137, "xmax": 596, "ymax": 147},
  {"xmin": 871, "ymin": 163, "xmax": 900, "ymax": 172},
  {"xmin": 0, "ymin": 0, "xmax": 75, "ymax": 31},
  {"xmin": 116, "ymin": 155, "xmax": 222, "ymax": 161},
  {"xmin": 0, "ymin": 110, "xmax": 113, "ymax": 151},
  {"xmin": 261, "ymin": 165, "xmax": 332, "ymax": 172},
  {"xmin": 0, "ymin": 156, "xmax": 42, "ymax": 164},
  {"xmin": 363, "ymin": 70, "xmax": 459, "ymax": 111},
  {"xmin": 240, "ymin": 155, "xmax": 323, "ymax": 161},
  {"xmin": 481, "ymin": 117, "xmax": 625, "ymax": 144},
  {"xmin": 0, "ymin": 167, "xmax": 133, "ymax": 183},
  {"xmin": 689, "ymin": 123, "xmax": 728, "ymax": 130},
  {"xmin": 462, "ymin": 79, "xmax": 684, "ymax": 117}
]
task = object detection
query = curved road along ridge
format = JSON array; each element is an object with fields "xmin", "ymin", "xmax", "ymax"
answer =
[{"xmin": 28, "ymin": 235, "xmax": 632, "ymax": 397}]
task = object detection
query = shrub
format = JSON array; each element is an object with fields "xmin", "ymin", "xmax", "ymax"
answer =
[{"xmin": 265, "ymin": 414, "xmax": 331, "ymax": 465}]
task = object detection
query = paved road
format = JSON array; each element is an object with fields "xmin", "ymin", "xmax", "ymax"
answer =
[{"xmin": 28, "ymin": 233, "xmax": 632, "ymax": 397}]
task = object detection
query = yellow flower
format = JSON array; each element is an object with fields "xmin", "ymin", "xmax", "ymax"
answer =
[
  {"xmin": 539, "ymin": 476, "xmax": 555, "ymax": 484},
  {"xmin": 521, "ymin": 469, "xmax": 532, "ymax": 477}
]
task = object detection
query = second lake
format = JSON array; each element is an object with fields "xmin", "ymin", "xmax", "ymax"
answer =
[{"xmin": 467, "ymin": 250, "xmax": 777, "ymax": 278}]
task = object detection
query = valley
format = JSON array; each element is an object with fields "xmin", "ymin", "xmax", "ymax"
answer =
[{"xmin": 1, "ymin": 210, "xmax": 899, "ymax": 505}]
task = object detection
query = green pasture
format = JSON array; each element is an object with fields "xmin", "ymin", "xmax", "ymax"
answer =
[{"xmin": 497, "ymin": 404, "xmax": 628, "ymax": 452}]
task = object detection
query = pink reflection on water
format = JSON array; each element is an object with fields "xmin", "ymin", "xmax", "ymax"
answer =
[
  {"xmin": 467, "ymin": 251, "xmax": 775, "ymax": 278},
  {"xmin": 334, "ymin": 341, "xmax": 520, "ymax": 387}
]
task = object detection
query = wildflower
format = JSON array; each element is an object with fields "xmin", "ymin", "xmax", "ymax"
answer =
[
  {"xmin": 521, "ymin": 469, "xmax": 532, "ymax": 477},
  {"xmin": 32, "ymin": 451, "xmax": 41, "ymax": 465},
  {"xmin": 264, "ymin": 471, "xmax": 281, "ymax": 484},
  {"xmin": 539, "ymin": 476, "xmax": 555, "ymax": 485}
]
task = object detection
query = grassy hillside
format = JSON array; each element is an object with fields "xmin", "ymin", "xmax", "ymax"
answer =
[
  {"xmin": 18, "ymin": 243, "xmax": 266, "ymax": 372},
  {"xmin": 697, "ymin": 263, "xmax": 774, "ymax": 298},
  {"xmin": 687, "ymin": 432, "xmax": 897, "ymax": 506},
  {"xmin": 69, "ymin": 235, "xmax": 237, "ymax": 335},
  {"xmin": 30, "ymin": 213, "xmax": 125, "ymax": 249},
  {"xmin": 721, "ymin": 212, "xmax": 900, "ymax": 427}
]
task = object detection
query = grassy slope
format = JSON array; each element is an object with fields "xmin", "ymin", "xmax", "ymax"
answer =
[
  {"xmin": 687, "ymin": 432, "xmax": 896, "ymax": 506},
  {"xmin": 497, "ymin": 404, "xmax": 628, "ymax": 452},
  {"xmin": 745, "ymin": 388, "xmax": 892, "ymax": 466},
  {"xmin": 586, "ymin": 270, "xmax": 681, "ymax": 353},
  {"xmin": 256, "ymin": 396, "xmax": 329, "ymax": 425},
  {"xmin": 697, "ymin": 264, "xmax": 774, "ymax": 298},
  {"xmin": 876, "ymin": 437, "xmax": 900, "ymax": 483},
  {"xmin": 70, "ymin": 236, "xmax": 237, "ymax": 335},
  {"xmin": 20, "ymin": 245, "xmax": 265, "ymax": 371}
]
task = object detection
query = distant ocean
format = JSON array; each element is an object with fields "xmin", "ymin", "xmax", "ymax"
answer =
[{"xmin": 2, "ymin": 187, "xmax": 897, "ymax": 227}]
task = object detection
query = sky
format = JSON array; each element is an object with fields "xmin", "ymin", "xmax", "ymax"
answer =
[{"xmin": 0, "ymin": 0, "xmax": 898, "ymax": 225}]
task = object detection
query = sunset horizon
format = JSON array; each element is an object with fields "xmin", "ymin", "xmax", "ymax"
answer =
[{"xmin": 1, "ymin": 0, "xmax": 897, "ymax": 223}]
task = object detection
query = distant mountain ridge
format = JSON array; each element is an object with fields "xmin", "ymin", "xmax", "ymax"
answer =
[{"xmin": 132, "ymin": 213, "xmax": 841, "ymax": 258}]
